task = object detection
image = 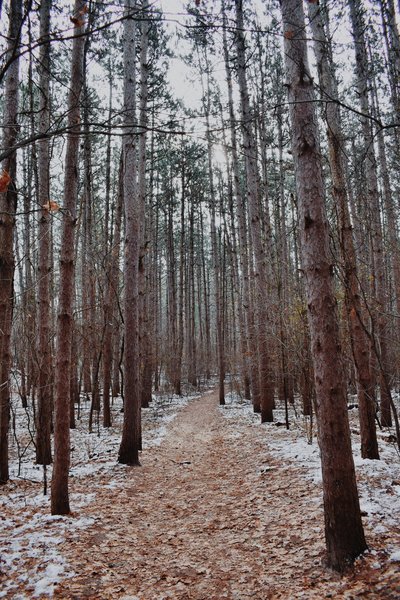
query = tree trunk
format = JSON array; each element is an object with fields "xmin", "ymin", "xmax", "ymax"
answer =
[
  {"xmin": 380, "ymin": 0, "xmax": 400, "ymax": 123},
  {"xmin": 276, "ymin": 99, "xmax": 292, "ymax": 414},
  {"xmin": 199, "ymin": 210, "xmax": 209, "ymax": 382},
  {"xmin": 103, "ymin": 157, "xmax": 123, "ymax": 427},
  {"xmin": 348, "ymin": 0, "xmax": 392, "ymax": 427},
  {"xmin": 308, "ymin": 0, "xmax": 379, "ymax": 460},
  {"xmin": 137, "ymin": 0, "xmax": 150, "ymax": 422},
  {"xmin": 118, "ymin": 0, "xmax": 141, "ymax": 466},
  {"xmin": 51, "ymin": 0, "xmax": 86, "ymax": 514},
  {"xmin": 234, "ymin": 0, "xmax": 274, "ymax": 423},
  {"xmin": 22, "ymin": 57, "xmax": 36, "ymax": 402},
  {"xmin": 187, "ymin": 203, "xmax": 198, "ymax": 387},
  {"xmin": 370, "ymin": 73, "xmax": 400, "ymax": 384},
  {"xmin": 199, "ymin": 49, "xmax": 225, "ymax": 405},
  {"xmin": 166, "ymin": 192, "xmax": 180, "ymax": 393},
  {"xmin": 36, "ymin": 0, "xmax": 53, "ymax": 466},
  {"xmin": 222, "ymin": 1, "xmax": 251, "ymax": 400},
  {"xmin": 0, "ymin": 0, "xmax": 23, "ymax": 484},
  {"xmin": 176, "ymin": 159, "xmax": 185, "ymax": 395},
  {"xmin": 280, "ymin": 0, "xmax": 367, "ymax": 571}
]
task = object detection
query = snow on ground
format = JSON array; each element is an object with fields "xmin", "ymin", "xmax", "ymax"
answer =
[
  {"xmin": 0, "ymin": 385, "xmax": 207, "ymax": 598},
  {"xmin": 220, "ymin": 389, "xmax": 400, "ymax": 565}
]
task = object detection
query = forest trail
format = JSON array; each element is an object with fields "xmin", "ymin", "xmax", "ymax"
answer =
[{"xmin": 49, "ymin": 390, "xmax": 398, "ymax": 600}]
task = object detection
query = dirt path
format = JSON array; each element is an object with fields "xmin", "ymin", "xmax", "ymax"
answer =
[{"xmin": 53, "ymin": 391, "xmax": 398, "ymax": 600}]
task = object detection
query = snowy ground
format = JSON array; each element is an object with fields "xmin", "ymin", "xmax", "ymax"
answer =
[
  {"xmin": 221, "ymin": 390, "xmax": 400, "ymax": 569},
  {"xmin": 1, "ymin": 384, "xmax": 399, "ymax": 598}
]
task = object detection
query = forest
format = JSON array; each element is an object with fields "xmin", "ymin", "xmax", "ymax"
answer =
[{"xmin": 0, "ymin": 0, "xmax": 400, "ymax": 597}]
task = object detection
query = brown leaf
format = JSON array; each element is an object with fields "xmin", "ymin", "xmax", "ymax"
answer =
[
  {"xmin": 42, "ymin": 200, "xmax": 60, "ymax": 212},
  {"xmin": 70, "ymin": 15, "xmax": 83, "ymax": 27},
  {"xmin": 0, "ymin": 170, "xmax": 11, "ymax": 193}
]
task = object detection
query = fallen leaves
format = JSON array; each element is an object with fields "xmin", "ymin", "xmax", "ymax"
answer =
[{"xmin": 3, "ymin": 392, "xmax": 400, "ymax": 599}]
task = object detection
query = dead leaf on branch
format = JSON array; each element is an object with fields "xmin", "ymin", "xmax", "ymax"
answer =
[
  {"xmin": 0, "ymin": 170, "xmax": 11, "ymax": 193},
  {"xmin": 70, "ymin": 15, "xmax": 84, "ymax": 27},
  {"xmin": 42, "ymin": 200, "xmax": 60, "ymax": 212}
]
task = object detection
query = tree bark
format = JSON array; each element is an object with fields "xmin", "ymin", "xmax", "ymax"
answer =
[
  {"xmin": 0, "ymin": 0, "xmax": 23, "ymax": 484},
  {"xmin": 348, "ymin": 0, "xmax": 392, "ymax": 427},
  {"xmin": 199, "ymin": 47, "xmax": 225, "ymax": 405},
  {"xmin": 137, "ymin": 0, "xmax": 150, "ymax": 423},
  {"xmin": 281, "ymin": 0, "xmax": 367, "ymax": 571},
  {"xmin": 222, "ymin": 0, "xmax": 251, "ymax": 401},
  {"xmin": 118, "ymin": 0, "xmax": 141, "ymax": 466},
  {"xmin": 308, "ymin": 0, "xmax": 379, "ymax": 460},
  {"xmin": 380, "ymin": 0, "xmax": 400, "ymax": 123},
  {"xmin": 234, "ymin": 0, "xmax": 274, "ymax": 422},
  {"xmin": 103, "ymin": 157, "xmax": 123, "ymax": 427},
  {"xmin": 51, "ymin": 0, "xmax": 86, "ymax": 514},
  {"xmin": 36, "ymin": 0, "xmax": 53, "ymax": 466}
]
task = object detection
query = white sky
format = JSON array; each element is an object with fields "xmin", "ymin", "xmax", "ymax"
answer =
[{"xmin": 158, "ymin": 0, "xmax": 209, "ymax": 113}]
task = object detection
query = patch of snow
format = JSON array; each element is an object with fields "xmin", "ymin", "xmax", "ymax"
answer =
[
  {"xmin": 103, "ymin": 479, "xmax": 124, "ymax": 489},
  {"xmin": 389, "ymin": 549, "xmax": 400, "ymax": 562},
  {"xmin": 150, "ymin": 424, "xmax": 168, "ymax": 446},
  {"xmin": 32, "ymin": 561, "xmax": 68, "ymax": 597},
  {"xmin": 0, "ymin": 519, "xmax": 75, "ymax": 598}
]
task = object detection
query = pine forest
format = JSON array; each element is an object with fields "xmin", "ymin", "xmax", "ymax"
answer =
[{"xmin": 0, "ymin": 0, "xmax": 400, "ymax": 597}]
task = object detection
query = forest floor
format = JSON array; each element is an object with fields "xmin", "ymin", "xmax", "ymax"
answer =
[{"xmin": 1, "ymin": 388, "xmax": 400, "ymax": 599}]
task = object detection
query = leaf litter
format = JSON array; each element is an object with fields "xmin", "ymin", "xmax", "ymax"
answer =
[{"xmin": 0, "ymin": 387, "xmax": 399, "ymax": 598}]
